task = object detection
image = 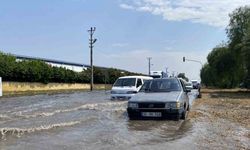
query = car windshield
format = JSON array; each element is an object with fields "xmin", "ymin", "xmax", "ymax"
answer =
[
  {"xmin": 192, "ymin": 81, "xmax": 198, "ymax": 84},
  {"xmin": 113, "ymin": 78, "xmax": 136, "ymax": 87},
  {"xmin": 140, "ymin": 79, "xmax": 181, "ymax": 92},
  {"xmin": 150, "ymin": 75, "xmax": 161, "ymax": 78}
]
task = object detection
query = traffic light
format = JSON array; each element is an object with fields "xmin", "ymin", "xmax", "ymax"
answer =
[{"xmin": 183, "ymin": 57, "xmax": 185, "ymax": 62}]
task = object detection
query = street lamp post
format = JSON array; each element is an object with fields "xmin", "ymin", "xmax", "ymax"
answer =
[
  {"xmin": 183, "ymin": 56, "xmax": 203, "ymax": 98},
  {"xmin": 183, "ymin": 57, "xmax": 203, "ymax": 67}
]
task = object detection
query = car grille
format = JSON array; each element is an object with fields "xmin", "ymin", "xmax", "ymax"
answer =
[{"xmin": 138, "ymin": 103, "xmax": 165, "ymax": 108}]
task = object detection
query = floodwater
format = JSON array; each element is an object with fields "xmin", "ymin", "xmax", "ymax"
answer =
[{"xmin": 0, "ymin": 90, "xmax": 203, "ymax": 150}]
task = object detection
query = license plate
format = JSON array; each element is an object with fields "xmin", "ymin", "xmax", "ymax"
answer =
[
  {"xmin": 141, "ymin": 112, "xmax": 162, "ymax": 117},
  {"xmin": 117, "ymin": 96, "xmax": 125, "ymax": 99}
]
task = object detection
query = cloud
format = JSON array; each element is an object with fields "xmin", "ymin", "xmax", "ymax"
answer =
[
  {"xmin": 120, "ymin": 3, "xmax": 135, "ymax": 10},
  {"xmin": 111, "ymin": 43, "xmax": 128, "ymax": 47},
  {"xmin": 164, "ymin": 46, "xmax": 173, "ymax": 51},
  {"xmin": 94, "ymin": 49, "xmax": 209, "ymax": 80},
  {"xmin": 119, "ymin": 0, "xmax": 250, "ymax": 27}
]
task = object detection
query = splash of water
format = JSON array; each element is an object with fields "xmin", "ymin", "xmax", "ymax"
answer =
[
  {"xmin": 0, "ymin": 121, "xmax": 80, "ymax": 139},
  {"xmin": 0, "ymin": 114, "xmax": 11, "ymax": 120},
  {"xmin": 13, "ymin": 101, "xmax": 127, "ymax": 119}
]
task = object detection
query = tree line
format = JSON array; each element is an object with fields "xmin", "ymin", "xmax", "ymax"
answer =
[
  {"xmin": 177, "ymin": 73, "xmax": 189, "ymax": 82},
  {"xmin": 201, "ymin": 6, "xmax": 250, "ymax": 88},
  {"xmin": 0, "ymin": 52, "xmax": 143, "ymax": 84}
]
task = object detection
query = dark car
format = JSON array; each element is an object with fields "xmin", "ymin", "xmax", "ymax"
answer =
[
  {"xmin": 127, "ymin": 78, "xmax": 190, "ymax": 120},
  {"xmin": 191, "ymin": 80, "xmax": 199, "ymax": 89}
]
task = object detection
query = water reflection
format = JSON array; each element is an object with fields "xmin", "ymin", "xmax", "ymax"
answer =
[{"xmin": 126, "ymin": 118, "xmax": 193, "ymax": 143}]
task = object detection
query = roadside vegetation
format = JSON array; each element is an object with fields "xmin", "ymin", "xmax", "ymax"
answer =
[
  {"xmin": 201, "ymin": 6, "xmax": 250, "ymax": 88},
  {"xmin": 177, "ymin": 73, "xmax": 189, "ymax": 82},
  {"xmin": 0, "ymin": 52, "xmax": 142, "ymax": 84}
]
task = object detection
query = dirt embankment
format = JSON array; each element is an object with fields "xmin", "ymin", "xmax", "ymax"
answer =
[
  {"xmin": 190, "ymin": 89, "xmax": 250, "ymax": 128},
  {"xmin": 188, "ymin": 89, "xmax": 250, "ymax": 149},
  {"xmin": 1, "ymin": 82, "xmax": 112, "ymax": 97}
]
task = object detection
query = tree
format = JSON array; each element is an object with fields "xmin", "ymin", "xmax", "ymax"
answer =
[
  {"xmin": 227, "ymin": 6, "xmax": 250, "ymax": 48},
  {"xmin": 201, "ymin": 6, "xmax": 250, "ymax": 88},
  {"xmin": 201, "ymin": 45, "xmax": 239, "ymax": 88},
  {"xmin": 241, "ymin": 24, "xmax": 250, "ymax": 88},
  {"xmin": 227, "ymin": 6, "xmax": 250, "ymax": 87},
  {"xmin": 200, "ymin": 64, "xmax": 216, "ymax": 87},
  {"xmin": 0, "ymin": 52, "xmax": 16, "ymax": 81},
  {"xmin": 0, "ymin": 51, "xmax": 145, "ymax": 84},
  {"xmin": 177, "ymin": 73, "xmax": 189, "ymax": 82}
]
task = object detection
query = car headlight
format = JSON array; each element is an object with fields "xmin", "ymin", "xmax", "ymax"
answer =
[
  {"xmin": 128, "ymin": 102, "xmax": 138, "ymax": 108},
  {"xmin": 165, "ymin": 102, "xmax": 180, "ymax": 109},
  {"xmin": 176, "ymin": 102, "xmax": 180, "ymax": 108},
  {"xmin": 127, "ymin": 91, "xmax": 137, "ymax": 94}
]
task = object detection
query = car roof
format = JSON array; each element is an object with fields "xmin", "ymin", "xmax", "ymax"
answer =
[
  {"xmin": 191, "ymin": 80, "xmax": 198, "ymax": 82},
  {"xmin": 150, "ymin": 77, "xmax": 179, "ymax": 81},
  {"xmin": 118, "ymin": 76, "xmax": 153, "ymax": 79}
]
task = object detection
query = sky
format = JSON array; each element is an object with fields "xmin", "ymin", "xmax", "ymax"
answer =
[{"xmin": 1, "ymin": 0, "xmax": 250, "ymax": 80}]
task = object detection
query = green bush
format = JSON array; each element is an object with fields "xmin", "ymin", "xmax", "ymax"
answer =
[
  {"xmin": 201, "ymin": 6, "xmax": 250, "ymax": 89},
  {"xmin": 0, "ymin": 52, "xmax": 143, "ymax": 84}
]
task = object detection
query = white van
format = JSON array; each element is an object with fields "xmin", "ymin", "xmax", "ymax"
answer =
[
  {"xmin": 111, "ymin": 76, "xmax": 153, "ymax": 100},
  {"xmin": 150, "ymin": 71, "xmax": 167, "ymax": 78}
]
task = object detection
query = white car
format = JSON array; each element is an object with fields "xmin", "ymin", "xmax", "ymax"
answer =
[
  {"xmin": 185, "ymin": 82, "xmax": 193, "ymax": 90},
  {"xmin": 111, "ymin": 76, "xmax": 153, "ymax": 100}
]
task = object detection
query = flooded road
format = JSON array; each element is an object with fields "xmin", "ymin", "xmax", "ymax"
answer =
[{"xmin": 0, "ymin": 90, "xmax": 248, "ymax": 150}]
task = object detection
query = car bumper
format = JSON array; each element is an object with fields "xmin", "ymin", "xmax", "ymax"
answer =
[
  {"xmin": 111, "ymin": 94, "xmax": 136, "ymax": 100},
  {"xmin": 193, "ymin": 85, "xmax": 198, "ymax": 89},
  {"xmin": 127, "ymin": 108, "xmax": 183, "ymax": 120}
]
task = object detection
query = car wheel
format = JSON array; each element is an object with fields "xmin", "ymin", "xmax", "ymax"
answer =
[
  {"xmin": 128, "ymin": 115, "xmax": 135, "ymax": 120},
  {"xmin": 180, "ymin": 109, "xmax": 186, "ymax": 120},
  {"xmin": 175, "ymin": 117, "xmax": 180, "ymax": 121},
  {"xmin": 187, "ymin": 104, "xmax": 190, "ymax": 111},
  {"xmin": 129, "ymin": 117, "xmax": 135, "ymax": 120}
]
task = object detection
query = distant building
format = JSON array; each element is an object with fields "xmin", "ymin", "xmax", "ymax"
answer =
[{"xmin": 14, "ymin": 54, "xmax": 87, "ymax": 72}]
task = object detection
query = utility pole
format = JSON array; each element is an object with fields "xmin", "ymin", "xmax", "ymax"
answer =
[
  {"xmin": 172, "ymin": 71, "xmax": 175, "ymax": 77},
  {"xmin": 166, "ymin": 67, "xmax": 169, "ymax": 77},
  {"xmin": 88, "ymin": 27, "xmax": 97, "ymax": 91},
  {"xmin": 147, "ymin": 57, "xmax": 152, "ymax": 75}
]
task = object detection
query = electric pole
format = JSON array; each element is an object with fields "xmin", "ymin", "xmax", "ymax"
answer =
[
  {"xmin": 88, "ymin": 27, "xmax": 97, "ymax": 91},
  {"xmin": 166, "ymin": 67, "xmax": 169, "ymax": 77},
  {"xmin": 147, "ymin": 57, "xmax": 152, "ymax": 75}
]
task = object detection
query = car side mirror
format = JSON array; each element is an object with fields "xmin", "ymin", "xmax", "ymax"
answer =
[{"xmin": 185, "ymin": 86, "xmax": 193, "ymax": 90}]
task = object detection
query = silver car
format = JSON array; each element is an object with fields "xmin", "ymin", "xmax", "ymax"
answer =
[{"xmin": 127, "ymin": 78, "xmax": 190, "ymax": 120}]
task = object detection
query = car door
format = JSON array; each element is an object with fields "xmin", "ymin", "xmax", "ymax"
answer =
[
  {"xmin": 179, "ymin": 79, "xmax": 189, "ymax": 109},
  {"xmin": 136, "ymin": 78, "xmax": 143, "ymax": 91}
]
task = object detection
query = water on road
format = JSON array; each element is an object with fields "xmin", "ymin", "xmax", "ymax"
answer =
[{"xmin": 0, "ymin": 91, "xmax": 200, "ymax": 150}]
